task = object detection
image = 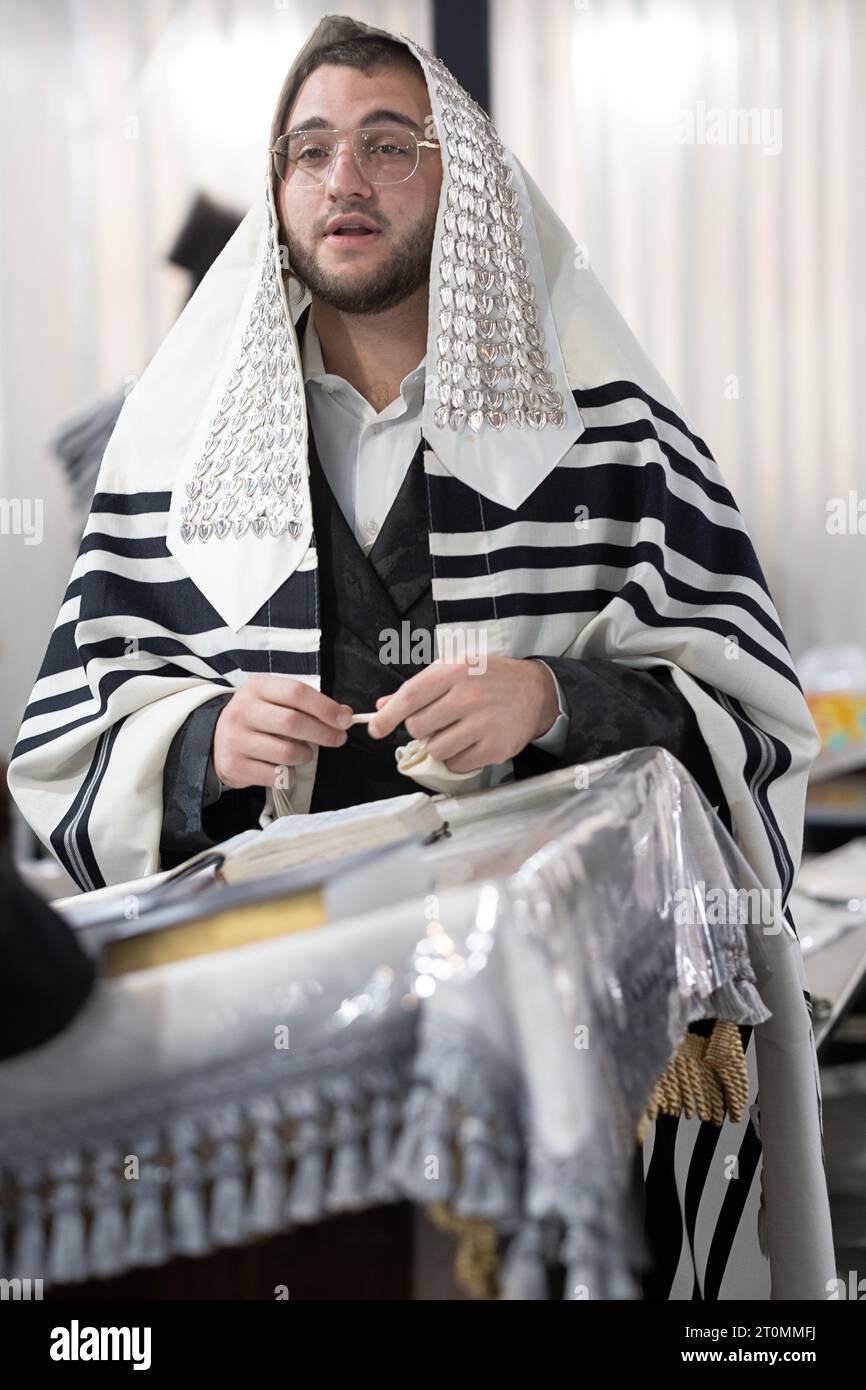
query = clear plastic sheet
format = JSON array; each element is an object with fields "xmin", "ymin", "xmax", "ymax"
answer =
[{"xmin": 0, "ymin": 748, "xmax": 829, "ymax": 1298}]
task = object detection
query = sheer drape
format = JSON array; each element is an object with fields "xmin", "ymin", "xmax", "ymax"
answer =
[{"xmin": 491, "ymin": 0, "xmax": 866, "ymax": 664}]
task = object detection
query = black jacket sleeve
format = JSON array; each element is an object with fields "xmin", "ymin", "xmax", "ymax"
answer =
[
  {"xmin": 513, "ymin": 657, "xmax": 725, "ymax": 812},
  {"xmin": 159, "ymin": 694, "xmax": 267, "ymax": 870}
]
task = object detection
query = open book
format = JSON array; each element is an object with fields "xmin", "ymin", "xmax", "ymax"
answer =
[
  {"xmin": 52, "ymin": 792, "xmax": 446, "ymax": 973},
  {"xmin": 55, "ymin": 791, "xmax": 444, "ymax": 915},
  {"xmin": 217, "ymin": 790, "xmax": 444, "ymax": 884}
]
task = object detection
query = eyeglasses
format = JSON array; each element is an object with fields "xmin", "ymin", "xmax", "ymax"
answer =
[{"xmin": 271, "ymin": 125, "xmax": 440, "ymax": 188}]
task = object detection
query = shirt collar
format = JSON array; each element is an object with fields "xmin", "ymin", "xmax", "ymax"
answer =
[{"xmin": 301, "ymin": 311, "xmax": 426, "ymax": 412}]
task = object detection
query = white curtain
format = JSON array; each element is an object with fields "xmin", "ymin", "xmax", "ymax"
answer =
[
  {"xmin": 0, "ymin": 0, "xmax": 432, "ymax": 758},
  {"xmin": 491, "ymin": 0, "xmax": 866, "ymax": 666}
]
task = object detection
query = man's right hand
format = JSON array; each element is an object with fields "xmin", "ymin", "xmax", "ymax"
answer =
[{"xmin": 212, "ymin": 674, "xmax": 353, "ymax": 790}]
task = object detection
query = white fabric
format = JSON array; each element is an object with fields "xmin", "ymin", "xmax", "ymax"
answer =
[{"xmin": 301, "ymin": 312, "xmax": 426, "ymax": 554}]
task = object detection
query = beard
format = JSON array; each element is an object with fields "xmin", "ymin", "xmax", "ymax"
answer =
[{"xmin": 283, "ymin": 212, "xmax": 436, "ymax": 314}]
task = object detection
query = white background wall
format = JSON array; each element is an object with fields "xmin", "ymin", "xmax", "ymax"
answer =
[{"xmin": 491, "ymin": 0, "xmax": 866, "ymax": 665}]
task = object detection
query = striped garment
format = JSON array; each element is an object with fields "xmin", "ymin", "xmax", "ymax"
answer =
[{"xmin": 7, "ymin": 13, "xmax": 833, "ymax": 1298}]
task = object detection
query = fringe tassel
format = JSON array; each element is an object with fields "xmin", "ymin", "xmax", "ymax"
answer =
[
  {"xmin": 11, "ymin": 1181, "xmax": 46, "ymax": 1284},
  {"xmin": 127, "ymin": 1191, "xmax": 168, "ymax": 1268},
  {"xmin": 207, "ymin": 1109, "xmax": 247, "ymax": 1247},
  {"xmin": 88, "ymin": 1204, "xmax": 127, "ymax": 1279},
  {"xmin": 425, "ymin": 1201, "xmax": 501, "ymax": 1300},
  {"xmin": 127, "ymin": 1139, "xmax": 169, "ymax": 1268},
  {"xmin": 245, "ymin": 1104, "xmax": 289, "ymax": 1236},
  {"xmin": 46, "ymin": 1154, "xmax": 88, "ymax": 1285},
  {"xmin": 366, "ymin": 1095, "xmax": 401, "ymax": 1204},
  {"xmin": 388, "ymin": 1089, "xmax": 455, "ymax": 1201},
  {"xmin": 453, "ymin": 1117, "xmax": 516, "ymax": 1221},
  {"xmin": 285, "ymin": 1119, "xmax": 326, "ymax": 1223},
  {"xmin": 168, "ymin": 1120, "xmax": 210, "ymax": 1257},
  {"xmin": 326, "ymin": 1106, "xmax": 368, "ymax": 1214},
  {"xmin": 170, "ymin": 1186, "xmax": 210, "ymax": 1257},
  {"xmin": 86, "ymin": 1146, "xmax": 126, "ymax": 1280},
  {"xmin": 499, "ymin": 1220, "xmax": 549, "ymax": 1301},
  {"xmin": 560, "ymin": 1224, "xmax": 637, "ymax": 1300},
  {"xmin": 636, "ymin": 1018, "xmax": 749, "ymax": 1143}
]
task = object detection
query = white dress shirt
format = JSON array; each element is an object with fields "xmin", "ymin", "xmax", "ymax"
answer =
[{"xmin": 300, "ymin": 313, "xmax": 568, "ymax": 754}]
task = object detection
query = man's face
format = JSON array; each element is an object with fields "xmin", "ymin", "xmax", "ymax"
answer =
[{"xmin": 277, "ymin": 63, "xmax": 442, "ymax": 314}]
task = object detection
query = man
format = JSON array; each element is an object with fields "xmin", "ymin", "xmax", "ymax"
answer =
[
  {"xmin": 154, "ymin": 26, "xmax": 727, "ymax": 863},
  {"xmin": 7, "ymin": 16, "xmax": 829, "ymax": 1298}
]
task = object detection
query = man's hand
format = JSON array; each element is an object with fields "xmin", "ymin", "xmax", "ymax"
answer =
[
  {"xmin": 213, "ymin": 674, "xmax": 353, "ymax": 790},
  {"xmin": 367, "ymin": 657, "xmax": 559, "ymax": 773}
]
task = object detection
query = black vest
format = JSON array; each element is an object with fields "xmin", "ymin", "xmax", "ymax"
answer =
[{"xmin": 299, "ymin": 309, "xmax": 437, "ymax": 813}]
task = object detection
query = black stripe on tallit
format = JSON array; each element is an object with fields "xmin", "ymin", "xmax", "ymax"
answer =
[
  {"xmin": 74, "ymin": 635, "xmax": 317, "ymax": 680},
  {"xmin": 23, "ymin": 684, "xmax": 94, "ymax": 720},
  {"xmin": 703, "ymin": 1071, "xmax": 762, "ymax": 1299},
  {"xmin": 75, "ymin": 565, "xmax": 318, "ymax": 636},
  {"xmin": 432, "ymin": 537, "xmax": 787, "ymax": 648},
  {"xmin": 90, "ymin": 490, "xmax": 172, "ymax": 514},
  {"xmin": 79, "ymin": 532, "xmax": 170, "ymax": 559},
  {"xmin": 426, "ymin": 461, "xmax": 763, "ymax": 587},
  {"xmin": 682, "ymin": 1118, "xmax": 726, "ymax": 1300},
  {"xmin": 50, "ymin": 720, "xmax": 125, "ymax": 890},
  {"xmin": 433, "ymin": 580, "xmax": 800, "ymax": 688},
  {"xmin": 717, "ymin": 689, "xmax": 797, "ymax": 902},
  {"xmin": 575, "ymin": 419, "xmax": 735, "ymax": 510},
  {"xmin": 32, "ymin": 619, "xmax": 79, "ymax": 679},
  {"xmin": 573, "ymin": 381, "xmax": 714, "ymax": 461},
  {"xmin": 641, "ymin": 1114, "xmax": 684, "ymax": 1299},
  {"xmin": 13, "ymin": 665, "xmax": 228, "ymax": 759}
]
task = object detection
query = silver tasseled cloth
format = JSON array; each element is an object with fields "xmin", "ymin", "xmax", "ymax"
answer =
[{"xmin": 0, "ymin": 749, "xmax": 778, "ymax": 1298}]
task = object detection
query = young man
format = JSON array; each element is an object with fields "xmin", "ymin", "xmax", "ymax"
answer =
[{"xmin": 9, "ymin": 22, "xmax": 808, "ymax": 891}]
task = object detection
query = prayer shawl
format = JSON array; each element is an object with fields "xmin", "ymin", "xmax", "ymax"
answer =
[{"xmin": 7, "ymin": 14, "xmax": 832, "ymax": 1298}]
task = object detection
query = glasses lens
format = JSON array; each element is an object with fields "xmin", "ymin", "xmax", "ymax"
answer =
[
  {"xmin": 284, "ymin": 130, "xmax": 339, "ymax": 184},
  {"xmin": 356, "ymin": 127, "xmax": 419, "ymax": 184}
]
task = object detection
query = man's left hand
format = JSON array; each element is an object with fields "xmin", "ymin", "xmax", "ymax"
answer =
[{"xmin": 367, "ymin": 657, "xmax": 560, "ymax": 773}]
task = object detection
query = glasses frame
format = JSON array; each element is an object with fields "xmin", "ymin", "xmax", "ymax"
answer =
[{"xmin": 270, "ymin": 125, "xmax": 440, "ymax": 189}]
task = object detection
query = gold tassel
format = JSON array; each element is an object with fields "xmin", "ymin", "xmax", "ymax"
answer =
[
  {"xmin": 636, "ymin": 1019, "xmax": 749, "ymax": 1144},
  {"xmin": 424, "ymin": 1201, "xmax": 501, "ymax": 1300},
  {"xmin": 427, "ymin": 1020, "xmax": 749, "ymax": 1293}
]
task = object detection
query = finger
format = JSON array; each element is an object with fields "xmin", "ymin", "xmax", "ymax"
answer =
[
  {"xmin": 252, "ymin": 674, "xmax": 353, "ymax": 729},
  {"xmin": 249, "ymin": 702, "xmax": 349, "ymax": 748},
  {"xmin": 425, "ymin": 720, "xmax": 481, "ymax": 764},
  {"xmin": 221, "ymin": 757, "xmax": 293, "ymax": 791},
  {"xmin": 240, "ymin": 732, "xmax": 315, "ymax": 767},
  {"xmin": 404, "ymin": 693, "xmax": 465, "ymax": 742},
  {"xmin": 442, "ymin": 743, "xmax": 486, "ymax": 775},
  {"xmin": 368, "ymin": 663, "xmax": 457, "ymax": 738}
]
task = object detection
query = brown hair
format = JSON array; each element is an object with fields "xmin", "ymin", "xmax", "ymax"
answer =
[{"xmin": 279, "ymin": 36, "xmax": 427, "ymax": 136}]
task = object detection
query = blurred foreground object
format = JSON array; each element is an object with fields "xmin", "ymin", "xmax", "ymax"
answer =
[{"xmin": 0, "ymin": 767, "xmax": 95, "ymax": 1060}]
